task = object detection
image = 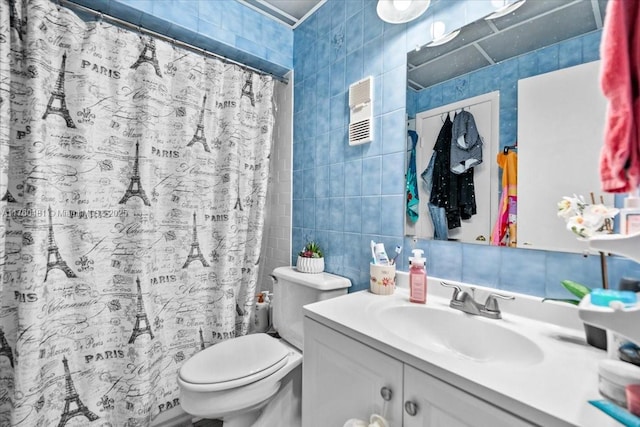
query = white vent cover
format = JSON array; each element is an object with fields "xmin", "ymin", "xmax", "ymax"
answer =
[{"xmin": 348, "ymin": 76, "xmax": 373, "ymax": 145}]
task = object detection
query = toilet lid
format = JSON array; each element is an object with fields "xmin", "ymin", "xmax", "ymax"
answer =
[{"xmin": 179, "ymin": 333, "xmax": 289, "ymax": 386}]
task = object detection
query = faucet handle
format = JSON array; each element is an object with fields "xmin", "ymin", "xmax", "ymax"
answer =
[
  {"xmin": 483, "ymin": 293, "xmax": 515, "ymax": 312},
  {"xmin": 440, "ymin": 281, "xmax": 462, "ymax": 300}
]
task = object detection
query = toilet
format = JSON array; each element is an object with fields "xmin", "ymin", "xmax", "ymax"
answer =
[{"xmin": 177, "ymin": 266, "xmax": 351, "ymax": 427}]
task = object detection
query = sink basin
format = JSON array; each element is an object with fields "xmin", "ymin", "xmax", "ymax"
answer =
[{"xmin": 378, "ymin": 305, "xmax": 544, "ymax": 365}]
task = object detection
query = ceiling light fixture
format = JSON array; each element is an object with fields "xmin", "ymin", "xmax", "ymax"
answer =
[
  {"xmin": 425, "ymin": 29, "xmax": 460, "ymax": 47},
  {"xmin": 485, "ymin": 0, "xmax": 526, "ymax": 20},
  {"xmin": 376, "ymin": 0, "xmax": 431, "ymax": 24},
  {"xmin": 425, "ymin": 21, "xmax": 459, "ymax": 47}
]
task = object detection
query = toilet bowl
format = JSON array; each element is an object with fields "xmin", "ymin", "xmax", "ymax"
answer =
[
  {"xmin": 177, "ymin": 333, "xmax": 302, "ymax": 427},
  {"xmin": 177, "ymin": 267, "xmax": 351, "ymax": 426}
]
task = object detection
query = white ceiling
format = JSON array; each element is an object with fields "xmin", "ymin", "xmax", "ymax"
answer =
[{"xmin": 238, "ymin": 0, "xmax": 325, "ymax": 27}]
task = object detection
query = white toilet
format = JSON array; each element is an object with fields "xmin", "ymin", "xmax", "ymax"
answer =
[{"xmin": 177, "ymin": 266, "xmax": 351, "ymax": 427}]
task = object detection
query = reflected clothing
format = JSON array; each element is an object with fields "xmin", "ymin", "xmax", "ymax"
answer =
[
  {"xmin": 451, "ymin": 110, "xmax": 483, "ymax": 174},
  {"xmin": 491, "ymin": 151, "xmax": 518, "ymax": 246},
  {"xmin": 427, "ymin": 114, "xmax": 477, "ymax": 230},
  {"xmin": 406, "ymin": 130, "xmax": 420, "ymax": 223},
  {"xmin": 421, "ymin": 152, "xmax": 448, "ymax": 240}
]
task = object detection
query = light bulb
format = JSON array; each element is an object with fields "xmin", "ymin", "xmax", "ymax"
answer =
[
  {"xmin": 431, "ymin": 21, "xmax": 446, "ymax": 39},
  {"xmin": 393, "ymin": 0, "xmax": 412, "ymax": 12}
]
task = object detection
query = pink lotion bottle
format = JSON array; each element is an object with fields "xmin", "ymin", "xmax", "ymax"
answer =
[{"xmin": 409, "ymin": 249, "xmax": 427, "ymax": 304}]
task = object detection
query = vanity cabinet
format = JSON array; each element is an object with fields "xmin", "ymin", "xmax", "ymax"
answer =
[
  {"xmin": 303, "ymin": 317, "xmax": 535, "ymax": 427},
  {"xmin": 302, "ymin": 317, "xmax": 404, "ymax": 426},
  {"xmin": 403, "ymin": 365, "xmax": 533, "ymax": 427}
]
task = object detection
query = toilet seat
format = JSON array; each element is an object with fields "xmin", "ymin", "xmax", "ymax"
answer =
[{"xmin": 178, "ymin": 333, "xmax": 290, "ymax": 392}]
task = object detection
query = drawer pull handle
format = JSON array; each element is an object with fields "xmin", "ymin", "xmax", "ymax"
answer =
[
  {"xmin": 404, "ymin": 401, "xmax": 418, "ymax": 416},
  {"xmin": 380, "ymin": 387, "xmax": 392, "ymax": 401}
]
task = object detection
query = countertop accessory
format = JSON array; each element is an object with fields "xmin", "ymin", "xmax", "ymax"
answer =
[
  {"xmin": 627, "ymin": 384, "xmax": 640, "ymax": 417},
  {"xmin": 589, "ymin": 399, "xmax": 640, "ymax": 427},
  {"xmin": 598, "ymin": 359, "xmax": 640, "ymax": 407},
  {"xmin": 370, "ymin": 263, "xmax": 396, "ymax": 295}
]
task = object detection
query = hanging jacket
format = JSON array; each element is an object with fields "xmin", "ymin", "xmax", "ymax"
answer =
[
  {"xmin": 451, "ymin": 110, "xmax": 483, "ymax": 174},
  {"xmin": 406, "ymin": 130, "xmax": 420, "ymax": 223},
  {"xmin": 427, "ymin": 114, "xmax": 476, "ymax": 230}
]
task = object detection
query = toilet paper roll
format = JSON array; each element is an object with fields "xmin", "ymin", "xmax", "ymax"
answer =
[{"xmin": 253, "ymin": 302, "xmax": 270, "ymax": 333}]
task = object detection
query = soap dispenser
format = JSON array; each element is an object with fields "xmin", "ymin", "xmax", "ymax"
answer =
[{"xmin": 409, "ymin": 249, "xmax": 427, "ymax": 304}]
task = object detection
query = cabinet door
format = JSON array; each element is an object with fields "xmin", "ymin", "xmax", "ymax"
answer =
[
  {"xmin": 303, "ymin": 317, "xmax": 404, "ymax": 427},
  {"xmin": 403, "ymin": 365, "xmax": 534, "ymax": 427}
]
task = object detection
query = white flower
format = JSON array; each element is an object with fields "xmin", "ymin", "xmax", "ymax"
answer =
[
  {"xmin": 558, "ymin": 194, "xmax": 619, "ymax": 239},
  {"xmin": 557, "ymin": 195, "xmax": 583, "ymax": 219},
  {"xmin": 566, "ymin": 215, "xmax": 596, "ymax": 238},
  {"xmin": 587, "ymin": 203, "xmax": 619, "ymax": 219}
]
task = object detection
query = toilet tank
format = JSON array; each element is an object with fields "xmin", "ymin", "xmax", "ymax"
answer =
[{"xmin": 272, "ymin": 266, "xmax": 351, "ymax": 350}]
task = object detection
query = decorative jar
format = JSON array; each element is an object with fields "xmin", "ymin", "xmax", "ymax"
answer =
[{"xmin": 296, "ymin": 256, "xmax": 324, "ymax": 274}]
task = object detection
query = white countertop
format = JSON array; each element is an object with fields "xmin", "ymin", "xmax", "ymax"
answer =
[{"xmin": 303, "ymin": 276, "xmax": 622, "ymax": 427}]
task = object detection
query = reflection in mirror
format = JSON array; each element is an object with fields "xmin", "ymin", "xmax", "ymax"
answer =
[{"xmin": 405, "ymin": 0, "xmax": 609, "ymax": 254}]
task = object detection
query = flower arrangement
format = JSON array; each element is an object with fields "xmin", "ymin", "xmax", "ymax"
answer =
[
  {"xmin": 298, "ymin": 241, "xmax": 323, "ymax": 258},
  {"xmin": 553, "ymin": 194, "xmax": 618, "ymax": 349},
  {"xmin": 557, "ymin": 194, "xmax": 619, "ymax": 238},
  {"xmin": 296, "ymin": 241, "xmax": 324, "ymax": 274}
]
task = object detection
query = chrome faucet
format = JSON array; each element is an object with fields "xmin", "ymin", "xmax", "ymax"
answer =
[{"xmin": 440, "ymin": 282, "xmax": 514, "ymax": 319}]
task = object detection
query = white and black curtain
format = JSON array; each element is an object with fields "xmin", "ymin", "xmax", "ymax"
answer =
[{"xmin": 0, "ymin": 0, "xmax": 275, "ymax": 425}]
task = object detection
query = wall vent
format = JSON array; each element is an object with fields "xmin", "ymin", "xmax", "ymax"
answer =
[{"xmin": 348, "ymin": 76, "xmax": 373, "ymax": 145}]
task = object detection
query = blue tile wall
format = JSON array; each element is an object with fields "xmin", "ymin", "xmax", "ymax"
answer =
[
  {"xmin": 72, "ymin": 0, "xmax": 293, "ymax": 77},
  {"xmin": 292, "ymin": 0, "xmax": 640, "ymax": 297}
]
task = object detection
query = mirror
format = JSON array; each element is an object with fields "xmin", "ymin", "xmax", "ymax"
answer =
[{"xmin": 405, "ymin": 0, "xmax": 610, "ymax": 253}]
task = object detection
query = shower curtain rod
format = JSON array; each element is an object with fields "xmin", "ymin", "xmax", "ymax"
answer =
[{"xmin": 59, "ymin": 0, "xmax": 289, "ymax": 84}]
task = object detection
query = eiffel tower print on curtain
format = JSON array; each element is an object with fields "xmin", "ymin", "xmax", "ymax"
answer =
[
  {"xmin": 0, "ymin": 328, "xmax": 15, "ymax": 368},
  {"xmin": 9, "ymin": 0, "xmax": 27, "ymax": 41},
  {"xmin": 119, "ymin": 141, "xmax": 151, "ymax": 206},
  {"xmin": 182, "ymin": 212, "xmax": 210, "ymax": 268},
  {"xmin": 128, "ymin": 277, "xmax": 154, "ymax": 344},
  {"xmin": 241, "ymin": 72, "xmax": 255, "ymax": 107},
  {"xmin": 130, "ymin": 36, "xmax": 162, "ymax": 78},
  {"xmin": 187, "ymin": 94, "xmax": 211, "ymax": 152},
  {"xmin": 57, "ymin": 356, "xmax": 99, "ymax": 427},
  {"xmin": 42, "ymin": 52, "xmax": 76, "ymax": 128},
  {"xmin": 234, "ymin": 180, "xmax": 243, "ymax": 211},
  {"xmin": 1, "ymin": 188, "xmax": 17, "ymax": 203},
  {"xmin": 44, "ymin": 206, "xmax": 77, "ymax": 282}
]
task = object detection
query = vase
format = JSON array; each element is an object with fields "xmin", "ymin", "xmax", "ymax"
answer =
[
  {"xmin": 584, "ymin": 323, "xmax": 607, "ymax": 350},
  {"xmin": 296, "ymin": 256, "xmax": 324, "ymax": 274}
]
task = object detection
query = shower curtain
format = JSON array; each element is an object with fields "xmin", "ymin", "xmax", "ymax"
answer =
[{"xmin": 0, "ymin": 0, "xmax": 275, "ymax": 425}]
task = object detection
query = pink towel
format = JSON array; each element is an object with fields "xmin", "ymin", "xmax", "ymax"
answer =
[{"xmin": 600, "ymin": 0, "xmax": 640, "ymax": 193}]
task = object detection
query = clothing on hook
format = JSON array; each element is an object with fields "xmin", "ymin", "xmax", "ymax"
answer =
[{"xmin": 451, "ymin": 110, "xmax": 483, "ymax": 174}]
